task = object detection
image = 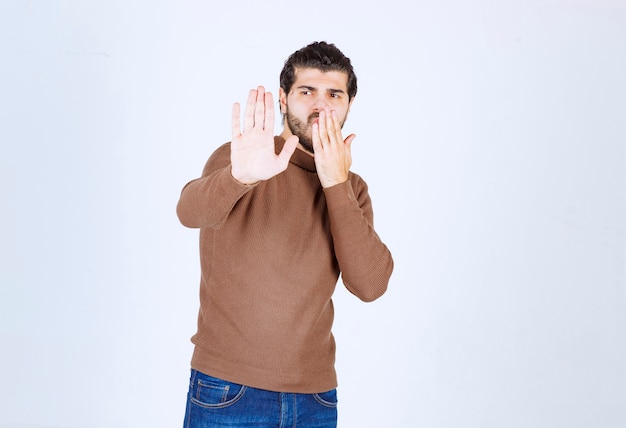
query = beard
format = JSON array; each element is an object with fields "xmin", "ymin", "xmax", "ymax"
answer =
[
  {"xmin": 285, "ymin": 110, "xmax": 318, "ymax": 154},
  {"xmin": 285, "ymin": 108, "xmax": 347, "ymax": 154}
]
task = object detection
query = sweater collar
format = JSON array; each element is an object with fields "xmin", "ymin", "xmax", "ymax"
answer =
[{"xmin": 275, "ymin": 136, "xmax": 316, "ymax": 172}]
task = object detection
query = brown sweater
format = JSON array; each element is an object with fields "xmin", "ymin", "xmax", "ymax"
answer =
[{"xmin": 176, "ymin": 137, "xmax": 394, "ymax": 393}]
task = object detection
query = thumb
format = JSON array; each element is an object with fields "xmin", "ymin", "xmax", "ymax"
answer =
[
  {"xmin": 277, "ymin": 135, "xmax": 299, "ymax": 167},
  {"xmin": 344, "ymin": 133, "xmax": 356, "ymax": 148}
]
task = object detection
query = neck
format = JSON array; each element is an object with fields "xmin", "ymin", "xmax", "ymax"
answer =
[{"xmin": 279, "ymin": 127, "xmax": 314, "ymax": 157}]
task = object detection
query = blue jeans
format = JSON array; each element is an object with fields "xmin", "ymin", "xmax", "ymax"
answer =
[{"xmin": 183, "ymin": 369, "xmax": 338, "ymax": 427}]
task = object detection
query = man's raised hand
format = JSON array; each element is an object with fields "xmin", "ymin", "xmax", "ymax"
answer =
[{"xmin": 230, "ymin": 86, "xmax": 298, "ymax": 185}]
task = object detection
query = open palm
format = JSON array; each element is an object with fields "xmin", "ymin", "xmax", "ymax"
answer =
[{"xmin": 230, "ymin": 86, "xmax": 298, "ymax": 185}]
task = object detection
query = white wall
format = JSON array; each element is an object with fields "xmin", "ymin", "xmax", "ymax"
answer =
[{"xmin": 1, "ymin": 1, "xmax": 625, "ymax": 427}]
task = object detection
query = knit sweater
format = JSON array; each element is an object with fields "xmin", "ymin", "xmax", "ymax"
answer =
[{"xmin": 176, "ymin": 137, "xmax": 394, "ymax": 393}]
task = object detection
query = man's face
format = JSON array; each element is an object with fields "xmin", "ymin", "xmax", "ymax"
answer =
[{"xmin": 280, "ymin": 67, "xmax": 353, "ymax": 154}]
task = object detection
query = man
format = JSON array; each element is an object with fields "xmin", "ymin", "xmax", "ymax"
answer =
[{"xmin": 177, "ymin": 41, "xmax": 393, "ymax": 427}]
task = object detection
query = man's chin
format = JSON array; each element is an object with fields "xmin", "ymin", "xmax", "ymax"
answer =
[{"xmin": 296, "ymin": 134, "xmax": 315, "ymax": 154}]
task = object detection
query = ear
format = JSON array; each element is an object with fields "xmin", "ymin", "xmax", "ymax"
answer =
[{"xmin": 278, "ymin": 87, "xmax": 287, "ymax": 114}]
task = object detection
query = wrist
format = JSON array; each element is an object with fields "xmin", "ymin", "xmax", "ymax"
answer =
[
  {"xmin": 230, "ymin": 167, "xmax": 259, "ymax": 186},
  {"xmin": 319, "ymin": 176, "xmax": 348, "ymax": 189}
]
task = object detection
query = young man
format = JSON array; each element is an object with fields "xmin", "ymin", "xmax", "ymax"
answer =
[{"xmin": 177, "ymin": 41, "xmax": 393, "ymax": 427}]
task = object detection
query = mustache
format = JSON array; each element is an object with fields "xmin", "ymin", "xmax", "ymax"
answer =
[{"xmin": 307, "ymin": 112, "xmax": 319, "ymax": 124}]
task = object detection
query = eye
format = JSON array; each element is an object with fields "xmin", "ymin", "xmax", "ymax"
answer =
[{"xmin": 301, "ymin": 90, "xmax": 312, "ymax": 95}]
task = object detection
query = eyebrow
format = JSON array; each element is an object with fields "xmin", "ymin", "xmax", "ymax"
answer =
[{"xmin": 297, "ymin": 85, "xmax": 346, "ymax": 95}]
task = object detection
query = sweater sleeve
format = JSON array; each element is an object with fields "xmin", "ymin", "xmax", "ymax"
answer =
[
  {"xmin": 323, "ymin": 177, "xmax": 394, "ymax": 302},
  {"xmin": 176, "ymin": 143, "xmax": 257, "ymax": 229}
]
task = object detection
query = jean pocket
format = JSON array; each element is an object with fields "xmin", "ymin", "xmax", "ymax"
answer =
[
  {"xmin": 313, "ymin": 389, "xmax": 338, "ymax": 408},
  {"xmin": 190, "ymin": 371, "xmax": 247, "ymax": 409}
]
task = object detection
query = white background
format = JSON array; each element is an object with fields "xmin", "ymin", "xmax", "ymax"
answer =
[{"xmin": 1, "ymin": 1, "xmax": 625, "ymax": 427}]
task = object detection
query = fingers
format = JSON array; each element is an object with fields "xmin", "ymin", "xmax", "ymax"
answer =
[
  {"xmin": 263, "ymin": 90, "xmax": 274, "ymax": 132},
  {"xmin": 314, "ymin": 109, "xmax": 346, "ymax": 152},
  {"xmin": 232, "ymin": 102, "xmax": 241, "ymax": 139},
  {"xmin": 277, "ymin": 135, "xmax": 299, "ymax": 168},
  {"xmin": 318, "ymin": 110, "xmax": 329, "ymax": 149},
  {"xmin": 243, "ymin": 88, "xmax": 257, "ymax": 132},
  {"xmin": 312, "ymin": 121, "xmax": 322, "ymax": 153},
  {"xmin": 312, "ymin": 110, "xmax": 330, "ymax": 153},
  {"xmin": 326, "ymin": 110, "xmax": 340, "ymax": 142},
  {"xmin": 344, "ymin": 133, "xmax": 356, "ymax": 148},
  {"xmin": 237, "ymin": 86, "xmax": 274, "ymax": 135},
  {"xmin": 254, "ymin": 86, "xmax": 265, "ymax": 130}
]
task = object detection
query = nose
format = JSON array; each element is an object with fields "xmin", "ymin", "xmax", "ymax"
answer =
[{"xmin": 312, "ymin": 94, "xmax": 329, "ymax": 112}]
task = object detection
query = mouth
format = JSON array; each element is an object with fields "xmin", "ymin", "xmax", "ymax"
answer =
[{"xmin": 308, "ymin": 113, "xmax": 320, "ymax": 125}]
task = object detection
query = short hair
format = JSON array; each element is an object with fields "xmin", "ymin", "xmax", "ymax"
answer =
[{"xmin": 279, "ymin": 41, "xmax": 358, "ymax": 100}]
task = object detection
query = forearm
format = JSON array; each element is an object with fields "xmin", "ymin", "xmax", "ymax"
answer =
[
  {"xmin": 177, "ymin": 153, "xmax": 256, "ymax": 229},
  {"xmin": 324, "ymin": 180, "xmax": 394, "ymax": 302}
]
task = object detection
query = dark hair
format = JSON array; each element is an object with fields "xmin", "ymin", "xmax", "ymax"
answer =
[{"xmin": 279, "ymin": 41, "xmax": 357, "ymax": 100}]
